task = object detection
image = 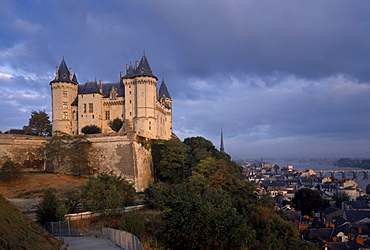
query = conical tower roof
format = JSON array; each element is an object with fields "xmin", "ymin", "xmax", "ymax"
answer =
[
  {"xmin": 50, "ymin": 58, "xmax": 77, "ymax": 84},
  {"xmin": 159, "ymin": 79, "xmax": 171, "ymax": 99},
  {"xmin": 135, "ymin": 54, "xmax": 158, "ymax": 80}
]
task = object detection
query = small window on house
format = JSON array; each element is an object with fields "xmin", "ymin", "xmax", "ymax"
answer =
[
  {"xmin": 149, "ymin": 126, "xmax": 151, "ymax": 130},
  {"xmin": 92, "ymin": 115, "xmax": 94, "ymax": 119},
  {"xmin": 62, "ymin": 112, "xmax": 69, "ymax": 120},
  {"xmin": 63, "ymin": 91, "xmax": 68, "ymax": 97},
  {"xmin": 105, "ymin": 111, "xmax": 110, "ymax": 120},
  {"xmin": 84, "ymin": 104, "xmax": 87, "ymax": 113},
  {"xmin": 89, "ymin": 103, "xmax": 93, "ymax": 113},
  {"xmin": 62, "ymin": 102, "xmax": 68, "ymax": 109}
]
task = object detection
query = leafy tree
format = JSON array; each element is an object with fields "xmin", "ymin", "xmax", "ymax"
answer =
[
  {"xmin": 108, "ymin": 118, "xmax": 124, "ymax": 132},
  {"xmin": 333, "ymin": 192, "xmax": 350, "ymax": 208},
  {"xmin": 163, "ymin": 191, "xmax": 255, "ymax": 249},
  {"xmin": 157, "ymin": 139, "xmax": 190, "ymax": 183},
  {"xmin": 68, "ymin": 136, "xmax": 92, "ymax": 176},
  {"xmin": 0, "ymin": 160, "xmax": 22, "ymax": 182},
  {"xmin": 36, "ymin": 188, "xmax": 65, "ymax": 226},
  {"xmin": 23, "ymin": 110, "xmax": 52, "ymax": 136},
  {"xmin": 292, "ymin": 188, "xmax": 326, "ymax": 216},
  {"xmin": 61, "ymin": 188, "xmax": 82, "ymax": 214},
  {"xmin": 81, "ymin": 173, "xmax": 136, "ymax": 211},
  {"xmin": 81, "ymin": 124, "xmax": 101, "ymax": 134},
  {"xmin": 366, "ymin": 183, "xmax": 370, "ymax": 195},
  {"xmin": 120, "ymin": 210, "xmax": 146, "ymax": 240},
  {"xmin": 43, "ymin": 131, "xmax": 92, "ymax": 175}
]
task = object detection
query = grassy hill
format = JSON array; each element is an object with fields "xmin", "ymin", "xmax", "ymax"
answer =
[
  {"xmin": 0, "ymin": 172, "xmax": 87, "ymax": 199},
  {"xmin": 0, "ymin": 194, "xmax": 60, "ymax": 249}
]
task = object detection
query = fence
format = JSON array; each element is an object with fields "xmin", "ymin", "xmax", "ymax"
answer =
[{"xmin": 46, "ymin": 222, "xmax": 144, "ymax": 250}]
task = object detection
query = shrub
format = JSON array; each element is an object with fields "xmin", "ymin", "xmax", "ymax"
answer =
[
  {"xmin": 81, "ymin": 125, "xmax": 101, "ymax": 134},
  {"xmin": 0, "ymin": 160, "xmax": 23, "ymax": 182}
]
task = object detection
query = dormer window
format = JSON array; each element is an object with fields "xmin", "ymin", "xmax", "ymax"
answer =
[{"xmin": 110, "ymin": 87, "xmax": 118, "ymax": 100}]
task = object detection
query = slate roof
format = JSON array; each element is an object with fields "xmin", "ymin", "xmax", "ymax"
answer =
[
  {"xmin": 50, "ymin": 58, "xmax": 78, "ymax": 84},
  {"xmin": 100, "ymin": 82, "xmax": 124, "ymax": 98},
  {"xmin": 343, "ymin": 200, "xmax": 370, "ymax": 210},
  {"xmin": 123, "ymin": 54, "xmax": 158, "ymax": 80},
  {"xmin": 159, "ymin": 80, "xmax": 171, "ymax": 98},
  {"xmin": 78, "ymin": 81, "xmax": 101, "ymax": 95},
  {"xmin": 343, "ymin": 210, "xmax": 370, "ymax": 223}
]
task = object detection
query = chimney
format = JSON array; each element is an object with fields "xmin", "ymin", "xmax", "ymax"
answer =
[
  {"xmin": 99, "ymin": 80, "xmax": 103, "ymax": 93},
  {"xmin": 120, "ymin": 71, "xmax": 123, "ymax": 78},
  {"xmin": 355, "ymin": 235, "xmax": 364, "ymax": 245},
  {"xmin": 358, "ymin": 227, "xmax": 363, "ymax": 234},
  {"xmin": 69, "ymin": 68, "xmax": 73, "ymax": 81},
  {"xmin": 55, "ymin": 66, "xmax": 59, "ymax": 78},
  {"xmin": 126, "ymin": 64, "xmax": 129, "ymax": 70},
  {"xmin": 135, "ymin": 61, "xmax": 138, "ymax": 69}
]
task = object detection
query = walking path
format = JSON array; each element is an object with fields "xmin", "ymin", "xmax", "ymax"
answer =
[{"xmin": 60, "ymin": 237, "xmax": 121, "ymax": 250}]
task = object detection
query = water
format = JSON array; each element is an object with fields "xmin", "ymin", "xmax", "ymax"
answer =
[{"xmin": 270, "ymin": 161, "xmax": 370, "ymax": 192}]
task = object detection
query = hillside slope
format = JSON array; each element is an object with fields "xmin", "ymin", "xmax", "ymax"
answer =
[{"xmin": 0, "ymin": 194, "xmax": 60, "ymax": 249}]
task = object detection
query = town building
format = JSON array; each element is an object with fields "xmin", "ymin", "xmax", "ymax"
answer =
[{"xmin": 50, "ymin": 54, "xmax": 172, "ymax": 139}]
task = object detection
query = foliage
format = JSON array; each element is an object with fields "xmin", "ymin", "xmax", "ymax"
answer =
[
  {"xmin": 0, "ymin": 160, "xmax": 23, "ymax": 182},
  {"xmin": 23, "ymin": 110, "xmax": 52, "ymax": 136},
  {"xmin": 81, "ymin": 173, "xmax": 136, "ymax": 211},
  {"xmin": 119, "ymin": 210, "xmax": 146, "ymax": 240},
  {"xmin": 292, "ymin": 188, "xmax": 326, "ymax": 216},
  {"xmin": 156, "ymin": 139, "xmax": 190, "ymax": 183},
  {"xmin": 61, "ymin": 188, "xmax": 82, "ymax": 214},
  {"xmin": 36, "ymin": 188, "xmax": 65, "ymax": 226},
  {"xmin": 163, "ymin": 191, "xmax": 255, "ymax": 250},
  {"xmin": 146, "ymin": 136, "xmax": 306, "ymax": 249},
  {"xmin": 335, "ymin": 158, "xmax": 370, "ymax": 169},
  {"xmin": 108, "ymin": 118, "xmax": 124, "ymax": 132},
  {"xmin": 43, "ymin": 131, "xmax": 92, "ymax": 176},
  {"xmin": 333, "ymin": 192, "xmax": 350, "ymax": 208},
  {"xmin": 81, "ymin": 124, "xmax": 101, "ymax": 134}
]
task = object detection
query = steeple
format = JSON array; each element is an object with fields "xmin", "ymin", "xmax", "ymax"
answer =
[
  {"xmin": 220, "ymin": 128, "xmax": 225, "ymax": 152},
  {"xmin": 159, "ymin": 79, "xmax": 171, "ymax": 98}
]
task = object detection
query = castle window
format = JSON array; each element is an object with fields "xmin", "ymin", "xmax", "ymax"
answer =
[
  {"xmin": 149, "ymin": 126, "xmax": 151, "ymax": 130},
  {"xmin": 84, "ymin": 104, "xmax": 87, "ymax": 113},
  {"xmin": 129, "ymin": 112, "xmax": 132, "ymax": 116},
  {"xmin": 62, "ymin": 112, "xmax": 69, "ymax": 120},
  {"xmin": 92, "ymin": 115, "xmax": 94, "ymax": 119},
  {"xmin": 105, "ymin": 111, "xmax": 110, "ymax": 120},
  {"xmin": 62, "ymin": 102, "xmax": 68, "ymax": 109},
  {"xmin": 129, "ymin": 100, "xmax": 132, "ymax": 104},
  {"xmin": 63, "ymin": 91, "xmax": 67, "ymax": 97},
  {"xmin": 89, "ymin": 103, "xmax": 93, "ymax": 113}
]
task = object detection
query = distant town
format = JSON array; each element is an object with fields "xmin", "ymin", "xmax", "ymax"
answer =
[{"xmin": 241, "ymin": 160, "xmax": 370, "ymax": 249}]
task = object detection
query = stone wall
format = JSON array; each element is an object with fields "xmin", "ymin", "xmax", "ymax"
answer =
[
  {"xmin": 0, "ymin": 133, "xmax": 153, "ymax": 192},
  {"xmin": 0, "ymin": 134, "xmax": 46, "ymax": 171}
]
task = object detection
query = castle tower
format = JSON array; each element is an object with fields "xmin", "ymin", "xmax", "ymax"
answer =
[
  {"xmin": 159, "ymin": 80, "xmax": 173, "ymax": 139},
  {"xmin": 123, "ymin": 54, "xmax": 158, "ymax": 138},
  {"xmin": 50, "ymin": 58, "xmax": 78, "ymax": 135}
]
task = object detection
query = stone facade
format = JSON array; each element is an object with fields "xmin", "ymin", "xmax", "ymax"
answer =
[{"xmin": 50, "ymin": 54, "xmax": 172, "ymax": 139}]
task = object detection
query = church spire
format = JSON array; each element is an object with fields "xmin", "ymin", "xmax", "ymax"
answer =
[{"xmin": 220, "ymin": 128, "xmax": 225, "ymax": 152}]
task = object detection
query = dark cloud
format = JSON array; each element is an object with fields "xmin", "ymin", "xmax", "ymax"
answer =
[{"xmin": 1, "ymin": 0, "xmax": 370, "ymax": 158}]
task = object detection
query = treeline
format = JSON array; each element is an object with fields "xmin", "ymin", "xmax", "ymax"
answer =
[
  {"xmin": 335, "ymin": 158, "xmax": 370, "ymax": 169},
  {"xmin": 145, "ymin": 136, "xmax": 317, "ymax": 249}
]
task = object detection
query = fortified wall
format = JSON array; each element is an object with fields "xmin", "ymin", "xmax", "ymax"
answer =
[{"xmin": 0, "ymin": 133, "xmax": 153, "ymax": 192}]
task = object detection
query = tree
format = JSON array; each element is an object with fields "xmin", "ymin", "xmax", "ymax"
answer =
[
  {"xmin": 23, "ymin": 110, "xmax": 52, "ymax": 136},
  {"xmin": 0, "ymin": 160, "xmax": 22, "ymax": 182},
  {"xmin": 81, "ymin": 125, "xmax": 101, "ymax": 134},
  {"xmin": 108, "ymin": 118, "xmax": 124, "ymax": 132},
  {"xmin": 81, "ymin": 173, "xmax": 136, "ymax": 211},
  {"xmin": 156, "ymin": 140, "xmax": 190, "ymax": 183},
  {"xmin": 36, "ymin": 188, "xmax": 65, "ymax": 226},
  {"xmin": 61, "ymin": 188, "xmax": 82, "ymax": 214},
  {"xmin": 366, "ymin": 183, "xmax": 370, "ymax": 195},
  {"xmin": 333, "ymin": 192, "xmax": 350, "ymax": 208},
  {"xmin": 43, "ymin": 131, "xmax": 93, "ymax": 175},
  {"xmin": 292, "ymin": 188, "xmax": 326, "ymax": 216}
]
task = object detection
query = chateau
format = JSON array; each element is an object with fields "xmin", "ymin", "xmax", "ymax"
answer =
[{"xmin": 50, "ymin": 54, "xmax": 172, "ymax": 139}]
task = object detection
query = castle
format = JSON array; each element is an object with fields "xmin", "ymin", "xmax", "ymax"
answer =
[{"xmin": 50, "ymin": 54, "xmax": 172, "ymax": 139}]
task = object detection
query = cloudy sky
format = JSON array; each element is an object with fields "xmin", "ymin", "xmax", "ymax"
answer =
[{"xmin": 1, "ymin": 0, "xmax": 370, "ymax": 159}]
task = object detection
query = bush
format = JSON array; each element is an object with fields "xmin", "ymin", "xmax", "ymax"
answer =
[
  {"xmin": 108, "ymin": 118, "xmax": 124, "ymax": 132},
  {"xmin": 0, "ymin": 160, "xmax": 23, "ymax": 182},
  {"xmin": 81, "ymin": 125, "xmax": 101, "ymax": 134},
  {"xmin": 36, "ymin": 188, "xmax": 66, "ymax": 226}
]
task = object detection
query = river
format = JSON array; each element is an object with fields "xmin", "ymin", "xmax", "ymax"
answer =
[{"xmin": 269, "ymin": 160, "xmax": 370, "ymax": 192}]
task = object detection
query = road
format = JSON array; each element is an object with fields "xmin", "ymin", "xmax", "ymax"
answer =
[{"xmin": 61, "ymin": 237, "xmax": 121, "ymax": 249}]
